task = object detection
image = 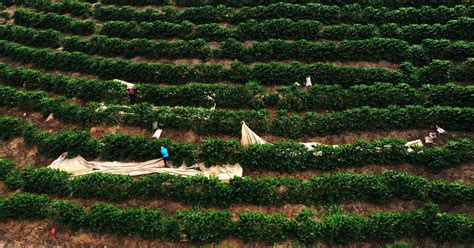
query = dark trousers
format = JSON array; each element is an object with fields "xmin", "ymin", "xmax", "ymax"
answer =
[
  {"xmin": 163, "ymin": 157, "xmax": 169, "ymax": 167},
  {"xmin": 129, "ymin": 94, "xmax": 136, "ymax": 104}
]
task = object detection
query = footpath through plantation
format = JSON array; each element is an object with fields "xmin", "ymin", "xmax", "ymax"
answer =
[{"xmin": 0, "ymin": 0, "xmax": 473, "ymax": 246}]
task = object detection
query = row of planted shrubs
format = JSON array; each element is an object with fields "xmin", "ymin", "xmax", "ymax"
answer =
[
  {"xmin": 12, "ymin": 9, "xmax": 95, "ymax": 36},
  {"xmin": 61, "ymin": 35, "xmax": 474, "ymax": 65},
  {"xmin": 1, "ymin": 63, "xmax": 472, "ymax": 111},
  {"xmin": 0, "ymin": 158, "xmax": 472, "ymax": 205},
  {"xmin": 5, "ymin": 24, "xmax": 474, "ymax": 65},
  {"xmin": 1, "ymin": 39, "xmax": 474, "ymax": 86},
  {"xmin": 0, "ymin": 0, "xmax": 91, "ymax": 17},
  {"xmin": 88, "ymin": 0, "xmax": 474, "ymax": 8},
  {"xmin": 1, "ymin": 115, "xmax": 473, "ymax": 171},
  {"xmin": 4, "ymin": 24, "xmax": 474, "ymax": 65},
  {"xmin": 0, "ymin": 193, "xmax": 473, "ymax": 244},
  {"xmin": 99, "ymin": 17, "xmax": 474, "ymax": 43},
  {"xmin": 2, "ymin": 85, "xmax": 474, "ymax": 138},
  {"xmin": 92, "ymin": 3, "xmax": 474, "ymax": 25},
  {"xmin": 12, "ymin": 8, "xmax": 474, "ymax": 43},
  {"xmin": 7, "ymin": 0, "xmax": 474, "ymax": 26}
]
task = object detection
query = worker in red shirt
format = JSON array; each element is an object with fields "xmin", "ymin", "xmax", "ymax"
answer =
[{"xmin": 126, "ymin": 85, "xmax": 137, "ymax": 104}]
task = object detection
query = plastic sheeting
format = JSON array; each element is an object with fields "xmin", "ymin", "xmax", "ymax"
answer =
[
  {"xmin": 240, "ymin": 121, "xmax": 269, "ymax": 147},
  {"xmin": 241, "ymin": 123, "xmax": 424, "ymax": 150},
  {"xmin": 49, "ymin": 153, "xmax": 242, "ymax": 181},
  {"xmin": 113, "ymin": 79, "xmax": 134, "ymax": 88},
  {"xmin": 405, "ymin": 139, "xmax": 423, "ymax": 147}
]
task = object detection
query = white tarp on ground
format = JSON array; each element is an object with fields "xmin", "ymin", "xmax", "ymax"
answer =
[
  {"xmin": 404, "ymin": 139, "xmax": 423, "ymax": 147},
  {"xmin": 113, "ymin": 79, "xmax": 134, "ymax": 88},
  {"xmin": 241, "ymin": 123, "xmax": 424, "ymax": 149},
  {"xmin": 240, "ymin": 121, "xmax": 269, "ymax": 147},
  {"xmin": 240, "ymin": 123, "xmax": 334, "ymax": 149},
  {"xmin": 49, "ymin": 152, "xmax": 242, "ymax": 181}
]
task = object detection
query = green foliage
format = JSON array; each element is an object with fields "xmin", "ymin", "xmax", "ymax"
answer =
[
  {"xmin": 71, "ymin": 173, "xmax": 134, "ymax": 200},
  {"xmin": 89, "ymin": 2, "xmax": 474, "ymax": 29},
  {"xmin": 236, "ymin": 211, "xmax": 292, "ymax": 243},
  {"xmin": 1, "ymin": 193, "xmax": 473, "ymax": 243},
  {"xmin": 0, "ymin": 115, "xmax": 24, "ymax": 140},
  {"xmin": 0, "ymin": 63, "xmax": 472, "ymax": 112},
  {"xmin": 199, "ymin": 138, "xmax": 240, "ymax": 166},
  {"xmin": 18, "ymin": 167, "xmax": 71, "ymax": 195},
  {"xmin": 2, "ymin": 38, "xmax": 474, "ymax": 86},
  {"xmin": 2, "ymin": 159, "xmax": 473, "ymax": 206},
  {"xmin": 49, "ymin": 199, "xmax": 87, "ymax": 231},
  {"xmin": 0, "ymin": 193, "xmax": 49, "ymax": 220},
  {"xmin": 97, "ymin": 16, "xmax": 474, "ymax": 43},
  {"xmin": 0, "ymin": 25, "xmax": 60, "ymax": 48},
  {"xmin": 13, "ymin": 9, "xmax": 95, "ymax": 35},
  {"xmin": 0, "ymin": 158, "xmax": 15, "ymax": 180},
  {"xmin": 2, "ymin": 115, "xmax": 474, "ymax": 171}
]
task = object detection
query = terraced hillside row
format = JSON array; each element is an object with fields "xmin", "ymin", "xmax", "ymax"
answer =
[{"xmin": 0, "ymin": 0, "xmax": 473, "ymax": 246}]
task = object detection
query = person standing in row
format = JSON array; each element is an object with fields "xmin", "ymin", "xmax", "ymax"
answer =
[
  {"xmin": 161, "ymin": 146, "xmax": 170, "ymax": 167},
  {"xmin": 126, "ymin": 85, "xmax": 137, "ymax": 104}
]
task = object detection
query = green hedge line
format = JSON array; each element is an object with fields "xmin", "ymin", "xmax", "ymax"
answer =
[
  {"xmin": 0, "ymin": 39, "xmax": 404, "ymax": 85},
  {"xmin": 63, "ymin": 35, "xmax": 212, "ymax": 60},
  {"xmin": 1, "ymin": 85, "xmax": 474, "ymax": 138},
  {"xmin": 82, "ymin": 0, "xmax": 474, "ymax": 8},
  {"xmin": 0, "ymin": 62, "xmax": 262, "ymax": 108},
  {"xmin": 0, "ymin": 25, "xmax": 61, "ymax": 48},
  {"xmin": 5, "ymin": 23, "xmax": 474, "ymax": 66},
  {"xmin": 15, "ymin": 7, "xmax": 472, "ymax": 43},
  {"xmin": 4, "ymin": 24, "xmax": 474, "ymax": 65},
  {"xmin": 171, "ymin": 0, "xmax": 474, "ymax": 8},
  {"xmin": 6, "ymin": 0, "xmax": 473, "ymax": 26},
  {"xmin": 1, "ymin": 62, "xmax": 473, "ymax": 112},
  {"xmin": 10, "ymin": 6, "xmax": 474, "ymax": 43},
  {"xmin": 13, "ymin": 9, "xmax": 95, "ymax": 36},
  {"xmin": 1, "ymin": 157, "xmax": 472, "ymax": 206},
  {"xmin": 2, "ymin": 115, "xmax": 473, "ymax": 171},
  {"xmin": 2, "ymin": 39, "xmax": 474, "ymax": 85},
  {"xmin": 97, "ymin": 17, "xmax": 474, "ymax": 43},
  {"xmin": 93, "ymin": 3, "xmax": 474, "ymax": 25},
  {"xmin": 0, "ymin": 0, "xmax": 92, "ymax": 17},
  {"xmin": 0, "ymin": 193, "xmax": 473, "ymax": 244},
  {"xmin": 61, "ymin": 35, "xmax": 474, "ymax": 65}
]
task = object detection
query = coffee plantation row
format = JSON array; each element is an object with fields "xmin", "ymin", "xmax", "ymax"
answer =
[
  {"xmin": 0, "ymin": 193, "xmax": 472, "ymax": 244},
  {"xmin": 2, "ymin": 40, "xmax": 474, "ymax": 85},
  {"xmin": 1, "ymin": 116, "xmax": 473, "ymax": 171},
  {"xmin": 5, "ymin": 0, "xmax": 474, "ymax": 25},
  {"xmin": 4, "ymin": 24, "xmax": 474, "ymax": 65},
  {"xmin": 80, "ymin": 0, "xmax": 474, "ymax": 8},
  {"xmin": 0, "ymin": 63, "xmax": 472, "ymax": 111},
  {"xmin": 0, "ymin": 158, "xmax": 472, "ymax": 205},
  {"xmin": 0, "ymin": 0, "xmax": 472, "ymax": 245},
  {"xmin": 2, "ymin": 85, "xmax": 474, "ymax": 138},
  {"xmin": 13, "ymin": 9, "xmax": 474, "ymax": 43}
]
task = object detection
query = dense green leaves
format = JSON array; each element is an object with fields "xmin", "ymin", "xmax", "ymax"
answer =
[
  {"xmin": 0, "ymin": 63, "xmax": 472, "ymax": 112},
  {"xmin": 2, "ymin": 85, "xmax": 474, "ymax": 138},
  {"xmin": 13, "ymin": 9, "xmax": 95, "ymax": 35},
  {"xmin": 1, "ymin": 193, "xmax": 473, "ymax": 243},
  {"xmin": 2, "ymin": 157, "xmax": 473, "ymax": 206}
]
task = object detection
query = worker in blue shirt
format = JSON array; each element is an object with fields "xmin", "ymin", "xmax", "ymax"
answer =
[{"xmin": 161, "ymin": 146, "xmax": 170, "ymax": 167}]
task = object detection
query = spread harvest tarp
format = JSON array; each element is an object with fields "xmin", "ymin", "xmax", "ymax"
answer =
[
  {"xmin": 240, "ymin": 122, "xmax": 424, "ymax": 150},
  {"xmin": 49, "ymin": 123, "xmax": 424, "ymax": 180},
  {"xmin": 241, "ymin": 121, "xmax": 269, "ymax": 147},
  {"xmin": 49, "ymin": 153, "xmax": 242, "ymax": 181}
]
